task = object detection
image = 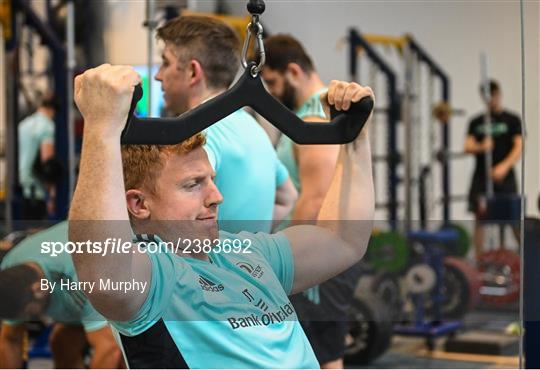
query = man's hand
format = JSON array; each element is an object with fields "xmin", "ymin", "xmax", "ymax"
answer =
[
  {"xmin": 74, "ymin": 64, "xmax": 141, "ymax": 137},
  {"xmin": 320, "ymin": 80, "xmax": 374, "ymax": 139},
  {"xmin": 492, "ymin": 162, "xmax": 510, "ymax": 183},
  {"xmin": 479, "ymin": 137, "xmax": 494, "ymax": 153}
]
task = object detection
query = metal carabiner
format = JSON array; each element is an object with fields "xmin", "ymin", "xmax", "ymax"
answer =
[{"xmin": 241, "ymin": 19, "xmax": 266, "ymax": 77}]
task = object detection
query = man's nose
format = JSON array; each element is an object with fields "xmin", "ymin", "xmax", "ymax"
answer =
[{"xmin": 206, "ymin": 180, "xmax": 223, "ymax": 208}]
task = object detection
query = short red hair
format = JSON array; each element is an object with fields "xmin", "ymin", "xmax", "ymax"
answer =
[{"xmin": 121, "ymin": 133, "xmax": 206, "ymax": 194}]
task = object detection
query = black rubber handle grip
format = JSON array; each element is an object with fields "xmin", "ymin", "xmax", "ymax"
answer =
[{"xmin": 122, "ymin": 81, "xmax": 373, "ymax": 145}]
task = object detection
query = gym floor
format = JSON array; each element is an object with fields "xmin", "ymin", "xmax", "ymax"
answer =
[{"xmin": 349, "ymin": 307, "xmax": 519, "ymax": 369}]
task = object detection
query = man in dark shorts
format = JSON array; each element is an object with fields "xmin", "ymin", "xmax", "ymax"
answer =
[{"xmin": 464, "ymin": 80, "xmax": 523, "ymax": 260}]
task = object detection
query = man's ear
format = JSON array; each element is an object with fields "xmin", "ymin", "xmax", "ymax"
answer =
[
  {"xmin": 285, "ymin": 63, "xmax": 303, "ymax": 87},
  {"xmin": 126, "ymin": 190, "xmax": 151, "ymax": 220},
  {"xmin": 188, "ymin": 59, "xmax": 204, "ymax": 87}
]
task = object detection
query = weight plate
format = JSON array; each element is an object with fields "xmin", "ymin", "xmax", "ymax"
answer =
[
  {"xmin": 439, "ymin": 257, "xmax": 481, "ymax": 319},
  {"xmin": 367, "ymin": 231, "xmax": 410, "ymax": 273},
  {"xmin": 478, "ymin": 249, "xmax": 520, "ymax": 304},
  {"xmin": 405, "ymin": 264, "xmax": 437, "ymax": 294},
  {"xmin": 345, "ymin": 292, "xmax": 393, "ymax": 366},
  {"xmin": 355, "ymin": 272, "xmax": 403, "ymax": 323},
  {"xmin": 439, "ymin": 223, "xmax": 471, "ymax": 257}
]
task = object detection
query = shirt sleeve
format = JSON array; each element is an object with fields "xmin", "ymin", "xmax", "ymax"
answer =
[
  {"xmin": 275, "ymin": 158, "xmax": 289, "ymax": 187},
  {"xmin": 110, "ymin": 249, "xmax": 177, "ymax": 336},
  {"xmin": 510, "ymin": 114, "xmax": 523, "ymax": 137},
  {"xmin": 39, "ymin": 120, "xmax": 55, "ymax": 144},
  {"xmin": 467, "ymin": 116, "xmax": 479, "ymax": 136},
  {"xmin": 81, "ymin": 301, "xmax": 109, "ymax": 333},
  {"xmin": 241, "ymin": 232, "xmax": 295, "ymax": 294}
]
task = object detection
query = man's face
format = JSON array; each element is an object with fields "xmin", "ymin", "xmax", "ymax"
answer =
[
  {"xmin": 155, "ymin": 44, "xmax": 191, "ymax": 115},
  {"xmin": 489, "ymin": 90, "xmax": 502, "ymax": 111},
  {"xmin": 262, "ymin": 67, "xmax": 297, "ymax": 110},
  {"xmin": 144, "ymin": 147, "xmax": 223, "ymax": 242}
]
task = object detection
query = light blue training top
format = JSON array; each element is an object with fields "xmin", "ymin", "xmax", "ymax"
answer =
[
  {"xmin": 110, "ymin": 231, "xmax": 319, "ymax": 369},
  {"xmin": 18, "ymin": 111, "xmax": 55, "ymax": 200},
  {"xmin": 204, "ymin": 109, "xmax": 289, "ymax": 234},
  {"xmin": 1, "ymin": 222, "xmax": 107, "ymax": 332}
]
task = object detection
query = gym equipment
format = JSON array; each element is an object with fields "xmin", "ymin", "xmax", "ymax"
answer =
[
  {"xmin": 366, "ymin": 231, "xmax": 409, "ymax": 273},
  {"xmin": 432, "ymin": 101, "xmax": 466, "ymax": 122},
  {"xmin": 477, "ymin": 249, "xmax": 520, "ymax": 304},
  {"xmin": 424, "ymin": 256, "xmax": 481, "ymax": 319},
  {"xmin": 394, "ymin": 230, "xmax": 462, "ymax": 351},
  {"xmin": 355, "ymin": 271, "xmax": 403, "ymax": 323},
  {"xmin": 445, "ymin": 331, "xmax": 519, "ymax": 356},
  {"xmin": 439, "ymin": 222, "xmax": 471, "ymax": 257},
  {"xmin": 5, "ymin": 0, "xmax": 75, "ymax": 225},
  {"xmin": 122, "ymin": 1, "xmax": 373, "ymax": 146},
  {"xmin": 480, "ymin": 53, "xmax": 494, "ymax": 198},
  {"xmin": 405, "ymin": 263, "xmax": 436, "ymax": 294},
  {"xmin": 345, "ymin": 292, "xmax": 393, "ymax": 365},
  {"xmin": 144, "ymin": 0, "xmax": 157, "ymax": 116},
  {"xmin": 27, "ymin": 324, "xmax": 53, "ymax": 360},
  {"xmin": 348, "ymin": 29, "xmax": 400, "ymax": 227},
  {"xmin": 122, "ymin": 66, "xmax": 373, "ymax": 145},
  {"xmin": 0, "ymin": 24, "xmax": 6, "ymax": 225},
  {"xmin": 348, "ymin": 30, "xmax": 455, "ymax": 226}
]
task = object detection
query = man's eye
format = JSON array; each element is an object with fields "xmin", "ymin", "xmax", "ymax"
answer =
[{"xmin": 185, "ymin": 182, "xmax": 200, "ymax": 190}]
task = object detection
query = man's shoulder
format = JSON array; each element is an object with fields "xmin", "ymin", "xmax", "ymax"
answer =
[
  {"xmin": 2, "ymin": 222, "xmax": 69, "ymax": 269},
  {"xmin": 469, "ymin": 113, "xmax": 485, "ymax": 125},
  {"xmin": 206, "ymin": 109, "xmax": 259, "ymax": 139},
  {"xmin": 501, "ymin": 110, "xmax": 522, "ymax": 123},
  {"xmin": 218, "ymin": 230, "xmax": 287, "ymax": 251}
]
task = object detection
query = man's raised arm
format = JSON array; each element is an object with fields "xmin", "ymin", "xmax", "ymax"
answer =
[
  {"xmin": 284, "ymin": 80, "xmax": 375, "ymax": 294},
  {"xmin": 69, "ymin": 64, "xmax": 150, "ymax": 321}
]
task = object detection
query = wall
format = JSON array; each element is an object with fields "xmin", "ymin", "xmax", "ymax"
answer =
[{"xmin": 104, "ymin": 0, "xmax": 539, "ymax": 220}]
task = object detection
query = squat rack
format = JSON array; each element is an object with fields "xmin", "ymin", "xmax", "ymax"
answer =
[
  {"xmin": 347, "ymin": 29, "xmax": 453, "ymax": 229},
  {"xmin": 348, "ymin": 28, "xmax": 400, "ymax": 230},
  {"xmin": 3, "ymin": 0, "xmax": 77, "ymax": 230}
]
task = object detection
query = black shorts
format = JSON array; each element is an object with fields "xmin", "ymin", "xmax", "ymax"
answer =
[
  {"xmin": 300, "ymin": 320, "xmax": 349, "ymax": 364},
  {"xmin": 468, "ymin": 170, "xmax": 517, "ymax": 213},
  {"xmin": 290, "ymin": 265, "xmax": 361, "ymax": 363}
]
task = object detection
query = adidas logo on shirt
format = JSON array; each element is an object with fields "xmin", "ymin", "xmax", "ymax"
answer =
[{"xmin": 198, "ymin": 275, "xmax": 225, "ymax": 292}]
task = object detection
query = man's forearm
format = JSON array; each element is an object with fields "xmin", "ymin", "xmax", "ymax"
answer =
[
  {"xmin": 317, "ymin": 134, "xmax": 374, "ymax": 255},
  {"xmin": 464, "ymin": 139, "xmax": 484, "ymax": 154},
  {"xmin": 69, "ymin": 130, "xmax": 134, "ymax": 295},
  {"xmin": 292, "ymin": 194, "xmax": 325, "ymax": 221}
]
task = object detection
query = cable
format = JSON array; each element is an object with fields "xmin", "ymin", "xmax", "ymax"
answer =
[{"xmin": 519, "ymin": 0, "xmax": 526, "ymax": 367}]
